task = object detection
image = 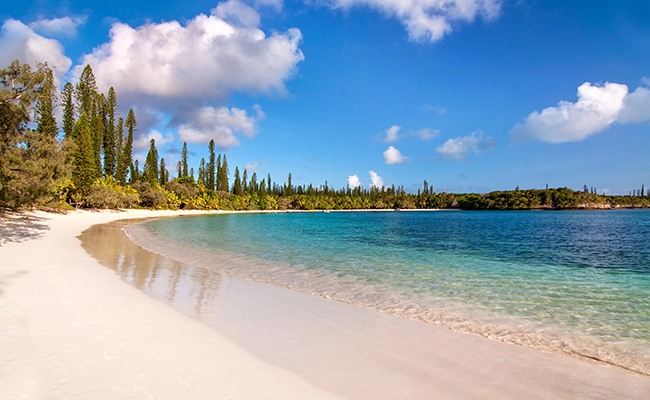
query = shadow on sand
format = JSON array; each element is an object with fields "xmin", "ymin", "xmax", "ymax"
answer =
[{"xmin": 0, "ymin": 211, "xmax": 51, "ymax": 245}]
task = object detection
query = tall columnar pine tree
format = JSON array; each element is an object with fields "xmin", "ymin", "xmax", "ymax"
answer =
[
  {"xmin": 198, "ymin": 157, "xmax": 205, "ymax": 186},
  {"xmin": 159, "ymin": 158, "xmax": 167, "ymax": 186},
  {"xmin": 220, "ymin": 154, "xmax": 229, "ymax": 192},
  {"xmin": 116, "ymin": 109, "xmax": 135, "ymax": 184},
  {"xmin": 71, "ymin": 113, "xmax": 98, "ymax": 194},
  {"xmin": 75, "ymin": 65, "xmax": 97, "ymax": 118},
  {"xmin": 232, "ymin": 166, "xmax": 242, "ymax": 195},
  {"xmin": 287, "ymin": 173, "xmax": 293, "ymax": 195},
  {"xmin": 207, "ymin": 140, "xmax": 216, "ymax": 190},
  {"xmin": 131, "ymin": 159, "xmax": 139, "ymax": 183},
  {"xmin": 143, "ymin": 138, "xmax": 159, "ymax": 186},
  {"xmin": 181, "ymin": 142, "xmax": 188, "ymax": 178},
  {"xmin": 250, "ymin": 172, "xmax": 257, "ymax": 194},
  {"xmin": 242, "ymin": 169, "xmax": 248, "ymax": 193},
  {"xmin": 61, "ymin": 82, "xmax": 74, "ymax": 139},
  {"xmin": 34, "ymin": 68, "xmax": 57, "ymax": 138},
  {"xmin": 215, "ymin": 154, "xmax": 221, "ymax": 191},
  {"xmin": 90, "ymin": 94, "xmax": 104, "ymax": 176},
  {"xmin": 116, "ymin": 117, "xmax": 124, "ymax": 158},
  {"xmin": 267, "ymin": 173, "xmax": 272, "ymax": 193},
  {"xmin": 103, "ymin": 87, "xmax": 117, "ymax": 177}
]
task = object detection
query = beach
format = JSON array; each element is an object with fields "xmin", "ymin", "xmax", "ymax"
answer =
[{"xmin": 1, "ymin": 209, "xmax": 650, "ymax": 399}]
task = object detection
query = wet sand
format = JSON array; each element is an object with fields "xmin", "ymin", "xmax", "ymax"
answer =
[{"xmin": 2, "ymin": 209, "xmax": 650, "ymax": 399}]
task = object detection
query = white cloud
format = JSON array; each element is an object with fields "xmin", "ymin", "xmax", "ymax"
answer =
[
  {"xmin": 214, "ymin": 0, "xmax": 261, "ymax": 27},
  {"xmin": 178, "ymin": 105, "xmax": 263, "ymax": 146},
  {"xmin": 641, "ymin": 77, "xmax": 650, "ymax": 87},
  {"xmin": 0, "ymin": 19, "xmax": 72, "ymax": 81},
  {"xmin": 510, "ymin": 81, "xmax": 650, "ymax": 144},
  {"xmin": 509, "ymin": 82, "xmax": 628, "ymax": 144},
  {"xmin": 436, "ymin": 131, "xmax": 495, "ymax": 160},
  {"xmin": 369, "ymin": 170, "xmax": 383, "ymax": 188},
  {"xmin": 414, "ymin": 128, "xmax": 439, "ymax": 140},
  {"xmin": 326, "ymin": 0, "xmax": 501, "ymax": 43},
  {"xmin": 133, "ymin": 129, "xmax": 175, "ymax": 152},
  {"xmin": 383, "ymin": 146, "xmax": 409, "ymax": 164},
  {"xmin": 75, "ymin": 1, "xmax": 303, "ymax": 99},
  {"xmin": 29, "ymin": 16, "xmax": 86, "ymax": 38},
  {"xmin": 382, "ymin": 125, "xmax": 401, "ymax": 142},
  {"xmin": 347, "ymin": 174, "xmax": 361, "ymax": 188},
  {"xmin": 245, "ymin": 162, "xmax": 260, "ymax": 171},
  {"xmin": 618, "ymin": 86, "xmax": 650, "ymax": 124}
]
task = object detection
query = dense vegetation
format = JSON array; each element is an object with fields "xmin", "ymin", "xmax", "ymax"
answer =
[{"xmin": 1, "ymin": 60, "xmax": 648, "ymax": 212}]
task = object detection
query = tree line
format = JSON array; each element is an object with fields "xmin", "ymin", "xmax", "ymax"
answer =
[{"xmin": 1, "ymin": 60, "xmax": 648, "ymax": 212}]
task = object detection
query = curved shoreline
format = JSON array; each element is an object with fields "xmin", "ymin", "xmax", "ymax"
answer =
[
  {"xmin": 123, "ymin": 213, "xmax": 650, "ymax": 377},
  {"xmin": 3, "ymin": 209, "xmax": 650, "ymax": 399}
]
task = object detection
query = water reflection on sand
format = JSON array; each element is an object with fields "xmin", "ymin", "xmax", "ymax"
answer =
[{"xmin": 79, "ymin": 218, "xmax": 221, "ymax": 320}]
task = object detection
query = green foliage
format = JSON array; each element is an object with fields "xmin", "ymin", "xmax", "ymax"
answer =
[
  {"xmin": 71, "ymin": 113, "xmax": 98, "ymax": 194},
  {"xmin": 116, "ymin": 110, "xmax": 134, "ymax": 184},
  {"xmin": 132, "ymin": 181, "xmax": 167, "ymax": 208},
  {"xmin": 83, "ymin": 178, "xmax": 139, "ymax": 209},
  {"xmin": 0, "ymin": 130, "xmax": 71, "ymax": 208},
  {"xmin": 103, "ymin": 87, "xmax": 118, "ymax": 177},
  {"xmin": 143, "ymin": 138, "xmax": 158, "ymax": 186},
  {"xmin": 61, "ymin": 82, "xmax": 74, "ymax": 139},
  {"xmin": 34, "ymin": 68, "xmax": 58, "ymax": 138}
]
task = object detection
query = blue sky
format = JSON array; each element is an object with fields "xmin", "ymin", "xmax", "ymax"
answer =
[{"xmin": 1, "ymin": 0, "xmax": 649, "ymax": 194}]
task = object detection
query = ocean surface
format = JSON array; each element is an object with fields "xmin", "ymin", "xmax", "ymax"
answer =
[{"xmin": 124, "ymin": 209, "xmax": 650, "ymax": 374}]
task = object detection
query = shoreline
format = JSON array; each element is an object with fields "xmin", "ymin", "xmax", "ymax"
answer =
[
  {"xmin": 2, "ymin": 209, "xmax": 650, "ymax": 399},
  {"xmin": 122, "ymin": 214, "xmax": 650, "ymax": 377},
  {"xmin": 0, "ymin": 209, "xmax": 341, "ymax": 399}
]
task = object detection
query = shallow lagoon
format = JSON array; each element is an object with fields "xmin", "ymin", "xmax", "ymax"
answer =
[{"xmin": 130, "ymin": 209, "xmax": 650, "ymax": 374}]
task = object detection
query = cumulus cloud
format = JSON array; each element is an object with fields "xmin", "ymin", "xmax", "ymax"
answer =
[
  {"xmin": 178, "ymin": 105, "xmax": 264, "ymax": 147},
  {"xmin": 414, "ymin": 128, "xmax": 439, "ymax": 140},
  {"xmin": 133, "ymin": 129, "xmax": 175, "ymax": 152},
  {"xmin": 0, "ymin": 19, "xmax": 72, "ymax": 81},
  {"xmin": 29, "ymin": 16, "xmax": 86, "ymax": 38},
  {"xmin": 347, "ymin": 174, "xmax": 361, "ymax": 188},
  {"xmin": 369, "ymin": 170, "xmax": 384, "ymax": 188},
  {"xmin": 382, "ymin": 125, "xmax": 401, "ymax": 142},
  {"xmin": 326, "ymin": 0, "xmax": 501, "ymax": 42},
  {"xmin": 379, "ymin": 125, "xmax": 439, "ymax": 142},
  {"xmin": 245, "ymin": 162, "xmax": 260, "ymax": 171},
  {"xmin": 510, "ymin": 81, "xmax": 650, "ymax": 144},
  {"xmin": 383, "ymin": 146, "xmax": 410, "ymax": 164},
  {"xmin": 75, "ymin": 1, "xmax": 303, "ymax": 99},
  {"xmin": 214, "ymin": 0, "xmax": 261, "ymax": 27},
  {"xmin": 618, "ymin": 86, "xmax": 650, "ymax": 124},
  {"xmin": 436, "ymin": 131, "xmax": 495, "ymax": 160}
]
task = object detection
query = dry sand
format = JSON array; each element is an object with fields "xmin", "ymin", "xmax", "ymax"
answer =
[{"xmin": 1, "ymin": 209, "xmax": 650, "ymax": 399}]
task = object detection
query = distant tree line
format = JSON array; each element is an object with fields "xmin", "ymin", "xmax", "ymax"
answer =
[{"xmin": 1, "ymin": 60, "xmax": 649, "ymax": 212}]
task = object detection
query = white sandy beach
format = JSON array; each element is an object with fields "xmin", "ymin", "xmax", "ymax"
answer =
[{"xmin": 1, "ymin": 209, "xmax": 650, "ymax": 399}]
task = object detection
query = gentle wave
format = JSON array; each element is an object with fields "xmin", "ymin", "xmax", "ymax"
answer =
[{"xmin": 125, "ymin": 218, "xmax": 650, "ymax": 376}]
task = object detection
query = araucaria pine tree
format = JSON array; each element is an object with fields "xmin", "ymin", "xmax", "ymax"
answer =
[
  {"xmin": 207, "ymin": 139, "xmax": 215, "ymax": 190},
  {"xmin": 34, "ymin": 67, "xmax": 58, "ymax": 138},
  {"xmin": 143, "ymin": 138, "xmax": 159, "ymax": 186},
  {"xmin": 61, "ymin": 82, "xmax": 75, "ymax": 139},
  {"xmin": 71, "ymin": 113, "xmax": 98, "ymax": 193},
  {"xmin": 181, "ymin": 142, "xmax": 188, "ymax": 178},
  {"xmin": 116, "ymin": 109, "xmax": 135, "ymax": 184},
  {"xmin": 103, "ymin": 87, "xmax": 118, "ymax": 178}
]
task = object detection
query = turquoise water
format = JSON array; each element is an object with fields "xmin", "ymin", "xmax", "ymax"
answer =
[{"xmin": 137, "ymin": 210, "xmax": 650, "ymax": 373}]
